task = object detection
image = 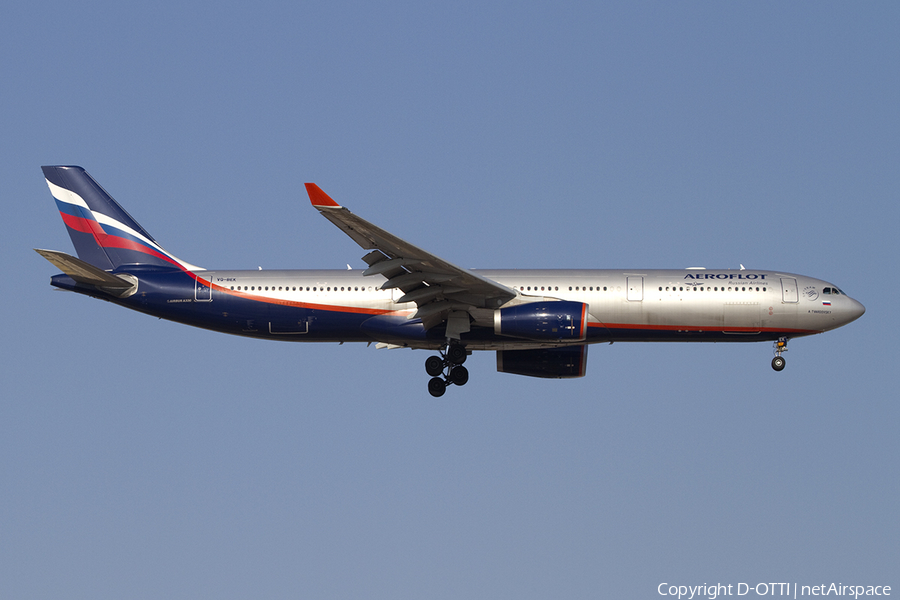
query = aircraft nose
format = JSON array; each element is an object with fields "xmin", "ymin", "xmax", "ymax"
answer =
[{"xmin": 846, "ymin": 297, "xmax": 866, "ymax": 323}]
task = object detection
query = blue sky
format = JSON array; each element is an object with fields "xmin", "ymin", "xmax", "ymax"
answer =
[{"xmin": 2, "ymin": 2, "xmax": 898, "ymax": 598}]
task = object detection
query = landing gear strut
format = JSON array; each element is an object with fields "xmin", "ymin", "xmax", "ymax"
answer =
[
  {"xmin": 771, "ymin": 337, "xmax": 788, "ymax": 371},
  {"xmin": 425, "ymin": 343, "xmax": 469, "ymax": 397}
]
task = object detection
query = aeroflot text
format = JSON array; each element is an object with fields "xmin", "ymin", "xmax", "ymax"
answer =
[
  {"xmin": 657, "ymin": 582, "xmax": 890, "ymax": 599},
  {"xmin": 683, "ymin": 273, "xmax": 768, "ymax": 280}
]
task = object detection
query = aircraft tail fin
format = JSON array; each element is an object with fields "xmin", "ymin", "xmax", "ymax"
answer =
[{"xmin": 41, "ymin": 166, "xmax": 200, "ymax": 272}]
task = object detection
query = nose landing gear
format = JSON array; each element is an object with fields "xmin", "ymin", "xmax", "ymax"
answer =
[
  {"xmin": 425, "ymin": 343, "xmax": 469, "ymax": 397},
  {"xmin": 771, "ymin": 337, "xmax": 788, "ymax": 371}
]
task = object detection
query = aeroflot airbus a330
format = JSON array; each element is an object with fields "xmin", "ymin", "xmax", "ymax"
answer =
[{"xmin": 37, "ymin": 166, "xmax": 865, "ymax": 396}]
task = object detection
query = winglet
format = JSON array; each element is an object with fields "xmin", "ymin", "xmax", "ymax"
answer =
[{"xmin": 305, "ymin": 183, "xmax": 341, "ymax": 208}]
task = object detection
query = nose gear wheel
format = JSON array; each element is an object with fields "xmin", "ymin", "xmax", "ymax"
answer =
[{"xmin": 771, "ymin": 337, "xmax": 789, "ymax": 371}]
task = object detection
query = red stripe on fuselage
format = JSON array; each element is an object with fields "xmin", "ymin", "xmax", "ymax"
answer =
[{"xmin": 200, "ymin": 277, "xmax": 400, "ymax": 316}]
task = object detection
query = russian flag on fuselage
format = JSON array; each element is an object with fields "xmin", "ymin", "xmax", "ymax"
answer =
[{"xmin": 42, "ymin": 166, "xmax": 199, "ymax": 272}]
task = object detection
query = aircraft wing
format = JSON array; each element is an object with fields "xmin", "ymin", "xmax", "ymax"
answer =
[{"xmin": 306, "ymin": 184, "xmax": 516, "ymax": 334}]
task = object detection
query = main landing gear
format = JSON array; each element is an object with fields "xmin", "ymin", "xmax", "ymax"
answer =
[
  {"xmin": 771, "ymin": 337, "xmax": 788, "ymax": 371},
  {"xmin": 425, "ymin": 343, "xmax": 469, "ymax": 397}
]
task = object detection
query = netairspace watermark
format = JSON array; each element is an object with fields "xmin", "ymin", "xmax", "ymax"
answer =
[{"xmin": 658, "ymin": 583, "xmax": 891, "ymax": 600}]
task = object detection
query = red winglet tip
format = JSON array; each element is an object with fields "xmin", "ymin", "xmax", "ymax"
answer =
[{"xmin": 305, "ymin": 183, "xmax": 341, "ymax": 208}]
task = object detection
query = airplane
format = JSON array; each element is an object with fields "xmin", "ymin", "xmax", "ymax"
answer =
[{"xmin": 36, "ymin": 165, "xmax": 865, "ymax": 396}]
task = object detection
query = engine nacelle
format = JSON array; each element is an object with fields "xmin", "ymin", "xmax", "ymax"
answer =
[
  {"xmin": 493, "ymin": 301, "xmax": 588, "ymax": 341},
  {"xmin": 496, "ymin": 346, "xmax": 588, "ymax": 379}
]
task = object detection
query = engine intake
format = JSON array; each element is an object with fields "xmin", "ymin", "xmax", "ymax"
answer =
[{"xmin": 493, "ymin": 301, "xmax": 588, "ymax": 341}]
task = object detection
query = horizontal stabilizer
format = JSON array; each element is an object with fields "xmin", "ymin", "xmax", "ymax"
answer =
[{"xmin": 35, "ymin": 248, "xmax": 135, "ymax": 289}]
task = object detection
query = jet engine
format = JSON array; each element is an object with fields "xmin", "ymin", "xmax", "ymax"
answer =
[{"xmin": 493, "ymin": 300, "xmax": 588, "ymax": 341}]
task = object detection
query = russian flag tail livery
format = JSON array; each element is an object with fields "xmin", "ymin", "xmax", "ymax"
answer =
[{"xmin": 41, "ymin": 166, "xmax": 201, "ymax": 272}]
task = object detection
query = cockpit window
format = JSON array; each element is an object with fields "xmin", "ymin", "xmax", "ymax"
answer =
[{"xmin": 823, "ymin": 287, "xmax": 832, "ymax": 295}]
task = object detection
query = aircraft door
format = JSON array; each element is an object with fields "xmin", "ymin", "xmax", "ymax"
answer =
[
  {"xmin": 781, "ymin": 277, "xmax": 798, "ymax": 303},
  {"xmin": 627, "ymin": 276, "xmax": 643, "ymax": 302},
  {"xmin": 195, "ymin": 275, "xmax": 213, "ymax": 302}
]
